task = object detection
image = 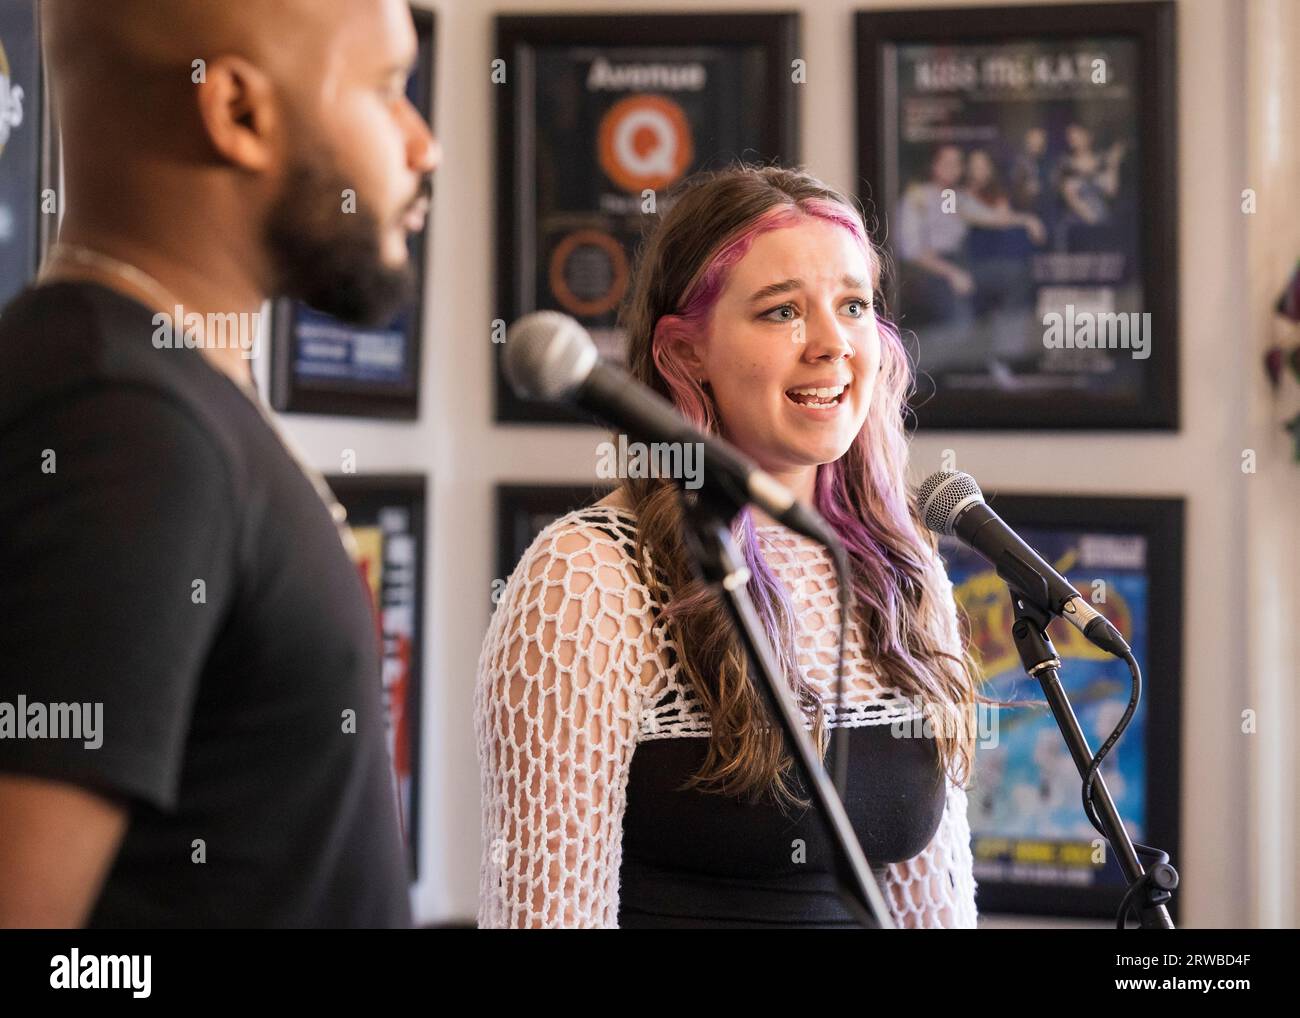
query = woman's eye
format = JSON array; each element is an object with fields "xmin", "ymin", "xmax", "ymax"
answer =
[
  {"xmin": 762, "ymin": 303, "xmax": 798, "ymax": 322},
  {"xmin": 844, "ymin": 298, "xmax": 874, "ymax": 317}
]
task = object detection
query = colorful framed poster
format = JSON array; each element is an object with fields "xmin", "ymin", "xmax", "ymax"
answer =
[
  {"xmin": 271, "ymin": 6, "xmax": 436, "ymax": 419},
  {"xmin": 857, "ymin": 3, "xmax": 1178, "ymax": 429},
  {"xmin": 494, "ymin": 483, "xmax": 614, "ymax": 593},
  {"xmin": 936, "ymin": 493, "xmax": 1184, "ymax": 920},
  {"xmin": 0, "ymin": 0, "xmax": 57, "ymax": 308},
  {"xmin": 494, "ymin": 13, "xmax": 800, "ymax": 423},
  {"xmin": 326, "ymin": 473, "xmax": 427, "ymax": 879}
]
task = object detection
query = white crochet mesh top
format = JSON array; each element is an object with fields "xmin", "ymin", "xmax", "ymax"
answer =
[{"xmin": 474, "ymin": 504, "xmax": 978, "ymax": 929}]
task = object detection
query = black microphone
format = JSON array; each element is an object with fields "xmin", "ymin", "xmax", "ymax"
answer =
[
  {"xmin": 504, "ymin": 310, "xmax": 839, "ymax": 550},
  {"xmin": 917, "ymin": 470, "xmax": 1131, "ymax": 658}
]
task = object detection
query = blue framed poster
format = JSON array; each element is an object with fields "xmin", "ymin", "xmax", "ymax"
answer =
[
  {"xmin": 936, "ymin": 492, "xmax": 1183, "ymax": 920},
  {"xmin": 0, "ymin": 0, "xmax": 55, "ymax": 309},
  {"xmin": 271, "ymin": 6, "xmax": 435, "ymax": 419}
]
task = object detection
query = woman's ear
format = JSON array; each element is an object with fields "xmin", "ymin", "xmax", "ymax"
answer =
[{"xmin": 654, "ymin": 315, "xmax": 708, "ymax": 383}]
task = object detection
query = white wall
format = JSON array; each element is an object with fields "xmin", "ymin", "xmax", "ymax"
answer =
[
  {"xmin": 1243, "ymin": 0, "xmax": 1300, "ymax": 931},
  {"xmin": 256, "ymin": 0, "xmax": 1296, "ymax": 928}
]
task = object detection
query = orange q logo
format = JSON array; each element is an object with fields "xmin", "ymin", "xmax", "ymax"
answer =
[{"xmin": 597, "ymin": 94, "xmax": 693, "ymax": 194}]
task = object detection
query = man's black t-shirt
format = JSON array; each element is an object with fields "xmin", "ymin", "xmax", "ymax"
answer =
[{"xmin": 0, "ymin": 281, "xmax": 412, "ymax": 928}]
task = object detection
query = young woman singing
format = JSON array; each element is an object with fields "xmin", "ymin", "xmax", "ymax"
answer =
[{"xmin": 476, "ymin": 165, "xmax": 989, "ymax": 929}]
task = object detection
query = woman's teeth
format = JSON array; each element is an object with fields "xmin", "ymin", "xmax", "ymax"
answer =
[{"xmin": 786, "ymin": 384, "xmax": 846, "ymax": 408}]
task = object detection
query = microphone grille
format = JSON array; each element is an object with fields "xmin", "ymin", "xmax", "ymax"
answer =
[
  {"xmin": 917, "ymin": 470, "xmax": 984, "ymax": 536},
  {"xmin": 503, "ymin": 311, "xmax": 597, "ymax": 401}
]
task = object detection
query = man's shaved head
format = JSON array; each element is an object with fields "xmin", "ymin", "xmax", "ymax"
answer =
[
  {"xmin": 41, "ymin": 0, "xmax": 439, "ymax": 325},
  {"xmin": 42, "ymin": 0, "xmax": 333, "ymax": 74},
  {"xmin": 44, "ymin": 0, "xmax": 333, "ymax": 149}
]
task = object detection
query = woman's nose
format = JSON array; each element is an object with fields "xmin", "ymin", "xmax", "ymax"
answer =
[{"xmin": 802, "ymin": 309, "xmax": 853, "ymax": 362}]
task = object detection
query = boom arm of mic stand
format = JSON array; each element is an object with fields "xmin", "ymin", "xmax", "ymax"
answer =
[
  {"xmin": 675, "ymin": 487, "xmax": 895, "ymax": 929},
  {"xmin": 1006, "ymin": 589, "xmax": 1175, "ymax": 929}
]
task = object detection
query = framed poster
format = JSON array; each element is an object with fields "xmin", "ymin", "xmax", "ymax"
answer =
[
  {"xmin": 271, "ymin": 6, "xmax": 436, "ymax": 419},
  {"xmin": 327, "ymin": 473, "xmax": 427, "ymax": 879},
  {"xmin": 936, "ymin": 493, "xmax": 1184, "ymax": 920},
  {"xmin": 494, "ymin": 483, "xmax": 614, "ymax": 594},
  {"xmin": 857, "ymin": 3, "xmax": 1178, "ymax": 429},
  {"xmin": 494, "ymin": 13, "xmax": 800, "ymax": 423},
  {"xmin": 0, "ymin": 0, "xmax": 57, "ymax": 308}
]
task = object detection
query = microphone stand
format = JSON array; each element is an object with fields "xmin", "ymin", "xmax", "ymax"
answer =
[
  {"xmin": 1006, "ymin": 588, "xmax": 1177, "ymax": 929},
  {"xmin": 675, "ymin": 484, "xmax": 896, "ymax": 929}
]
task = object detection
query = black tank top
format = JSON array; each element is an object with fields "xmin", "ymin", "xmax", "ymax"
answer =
[
  {"xmin": 618, "ymin": 722, "xmax": 947, "ymax": 928},
  {"xmin": 566, "ymin": 506, "xmax": 950, "ymax": 928}
]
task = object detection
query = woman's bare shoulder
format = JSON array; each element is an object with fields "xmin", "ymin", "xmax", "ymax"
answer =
[
  {"xmin": 593, "ymin": 486, "xmax": 634, "ymax": 511},
  {"xmin": 512, "ymin": 498, "xmax": 640, "ymax": 586}
]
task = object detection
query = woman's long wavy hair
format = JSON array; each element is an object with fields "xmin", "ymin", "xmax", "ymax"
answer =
[{"xmin": 618, "ymin": 163, "xmax": 998, "ymax": 809}]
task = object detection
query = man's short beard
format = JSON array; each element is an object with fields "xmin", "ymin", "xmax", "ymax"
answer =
[{"xmin": 265, "ymin": 159, "xmax": 415, "ymax": 327}]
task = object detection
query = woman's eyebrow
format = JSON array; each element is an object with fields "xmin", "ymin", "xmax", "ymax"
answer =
[
  {"xmin": 747, "ymin": 274, "xmax": 871, "ymax": 304},
  {"xmin": 747, "ymin": 278, "xmax": 802, "ymax": 304}
]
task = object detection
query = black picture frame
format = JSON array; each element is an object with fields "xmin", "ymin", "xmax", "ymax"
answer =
[
  {"xmin": 493, "ymin": 483, "xmax": 614, "ymax": 594},
  {"xmin": 0, "ymin": 0, "xmax": 57, "ymax": 307},
  {"xmin": 36, "ymin": 0, "xmax": 57, "ymax": 266},
  {"xmin": 325, "ymin": 473, "xmax": 427, "ymax": 881},
  {"xmin": 856, "ymin": 3, "xmax": 1179, "ymax": 430},
  {"xmin": 494, "ymin": 12, "xmax": 801, "ymax": 424},
  {"xmin": 935, "ymin": 493, "xmax": 1184, "ymax": 921},
  {"xmin": 270, "ymin": 6, "xmax": 436, "ymax": 420}
]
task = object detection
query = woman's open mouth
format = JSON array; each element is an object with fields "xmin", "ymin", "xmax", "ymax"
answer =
[{"xmin": 784, "ymin": 381, "xmax": 849, "ymax": 411}]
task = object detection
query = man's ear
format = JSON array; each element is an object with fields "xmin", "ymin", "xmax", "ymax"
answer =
[
  {"xmin": 655, "ymin": 315, "xmax": 708, "ymax": 382},
  {"xmin": 194, "ymin": 55, "xmax": 278, "ymax": 172}
]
